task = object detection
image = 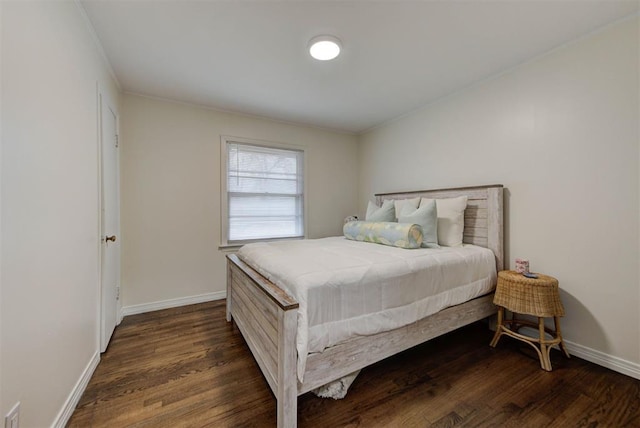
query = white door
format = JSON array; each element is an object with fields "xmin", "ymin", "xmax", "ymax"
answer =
[{"xmin": 100, "ymin": 93, "xmax": 120, "ymax": 352}]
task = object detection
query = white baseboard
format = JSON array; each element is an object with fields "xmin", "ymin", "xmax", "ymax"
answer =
[
  {"xmin": 52, "ymin": 350, "xmax": 100, "ymax": 428},
  {"xmin": 121, "ymin": 291, "xmax": 226, "ymax": 317},
  {"xmin": 51, "ymin": 293, "xmax": 225, "ymax": 425},
  {"xmin": 564, "ymin": 340, "xmax": 640, "ymax": 380},
  {"xmin": 490, "ymin": 315, "xmax": 640, "ymax": 380}
]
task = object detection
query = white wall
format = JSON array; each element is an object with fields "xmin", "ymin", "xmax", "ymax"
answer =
[
  {"xmin": 359, "ymin": 18, "xmax": 639, "ymax": 367},
  {"xmin": 121, "ymin": 94, "xmax": 358, "ymax": 308},
  {"xmin": 1, "ymin": 2, "xmax": 119, "ymax": 426},
  {"xmin": 0, "ymin": 0, "xmax": 4, "ymax": 417}
]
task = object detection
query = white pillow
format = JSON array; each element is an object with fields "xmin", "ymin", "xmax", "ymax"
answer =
[
  {"xmin": 366, "ymin": 200, "xmax": 395, "ymax": 222},
  {"xmin": 420, "ymin": 196, "xmax": 468, "ymax": 246},
  {"xmin": 389, "ymin": 197, "xmax": 420, "ymax": 221},
  {"xmin": 398, "ymin": 199, "xmax": 439, "ymax": 248}
]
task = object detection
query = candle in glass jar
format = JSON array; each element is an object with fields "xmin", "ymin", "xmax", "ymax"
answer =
[{"xmin": 515, "ymin": 258, "xmax": 530, "ymax": 274}]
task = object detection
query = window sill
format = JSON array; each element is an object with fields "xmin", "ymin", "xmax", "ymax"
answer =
[
  {"xmin": 218, "ymin": 244, "xmax": 243, "ymax": 253},
  {"xmin": 218, "ymin": 236, "xmax": 305, "ymax": 252}
]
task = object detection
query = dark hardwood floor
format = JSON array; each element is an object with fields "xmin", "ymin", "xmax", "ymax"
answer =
[{"xmin": 68, "ymin": 300, "xmax": 640, "ymax": 427}]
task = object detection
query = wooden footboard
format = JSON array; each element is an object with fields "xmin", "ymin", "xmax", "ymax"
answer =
[
  {"xmin": 227, "ymin": 254, "xmax": 497, "ymax": 427},
  {"xmin": 227, "ymin": 254, "xmax": 298, "ymax": 428}
]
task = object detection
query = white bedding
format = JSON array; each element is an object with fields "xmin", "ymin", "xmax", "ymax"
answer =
[{"xmin": 237, "ymin": 237, "xmax": 497, "ymax": 381}]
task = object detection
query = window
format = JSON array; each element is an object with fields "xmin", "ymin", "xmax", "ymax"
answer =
[{"xmin": 222, "ymin": 137, "xmax": 305, "ymax": 245}]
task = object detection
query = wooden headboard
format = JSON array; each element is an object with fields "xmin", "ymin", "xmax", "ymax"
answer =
[{"xmin": 375, "ymin": 184, "xmax": 504, "ymax": 272}]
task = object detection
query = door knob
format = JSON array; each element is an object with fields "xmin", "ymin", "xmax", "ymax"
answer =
[{"xmin": 105, "ymin": 235, "xmax": 117, "ymax": 243}]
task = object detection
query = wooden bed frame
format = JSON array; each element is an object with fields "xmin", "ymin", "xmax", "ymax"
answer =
[{"xmin": 226, "ymin": 184, "xmax": 504, "ymax": 428}]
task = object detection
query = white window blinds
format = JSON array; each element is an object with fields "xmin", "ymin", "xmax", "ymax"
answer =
[{"xmin": 227, "ymin": 142, "xmax": 304, "ymax": 242}]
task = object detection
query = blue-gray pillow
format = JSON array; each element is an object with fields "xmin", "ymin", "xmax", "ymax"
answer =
[
  {"xmin": 398, "ymin": 199, "xmax": 439, "ymax": 248},
  {"xmin": 365, "ymin": 200, "xmax": 395, "ymax": 222}
]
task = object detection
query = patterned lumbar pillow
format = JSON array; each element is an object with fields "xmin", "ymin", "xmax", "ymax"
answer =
[{"xmin": 343, "ymin": 221, "xmax": 423, "ymax": 249}]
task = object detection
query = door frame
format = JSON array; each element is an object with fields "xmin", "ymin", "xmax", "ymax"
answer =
[{"xmin": 97, "ymin": 82, "xmax": 121, "ymax": 352}]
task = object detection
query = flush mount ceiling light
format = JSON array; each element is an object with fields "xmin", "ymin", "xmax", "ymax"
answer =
[{"xmin": 309, "ymin": 35, "xmax": 342, "ymax": 61}]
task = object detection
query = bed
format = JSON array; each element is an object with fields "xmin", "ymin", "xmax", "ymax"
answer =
[{"xmin": 226, "ymin": 184, "xmax": 504, "ymax": 428}]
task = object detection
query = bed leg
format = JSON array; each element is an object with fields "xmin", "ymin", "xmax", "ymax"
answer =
[
  {"xmin": 277, "ymin": 308, "xmax": 297, "ymax": 428},
  {"xmin": 226, "ymin": 262, "xmax": 232, "ymax": 323}
]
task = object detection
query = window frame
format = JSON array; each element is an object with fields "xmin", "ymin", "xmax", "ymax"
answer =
[{"xmin": 220, "ymin": 135, "xmax": 308, "ymax": 248}]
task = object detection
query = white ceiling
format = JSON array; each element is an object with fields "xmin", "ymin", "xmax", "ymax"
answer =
[{"xmin": 81, "ymin": 1, "xmax": 638, "ymax": 134}]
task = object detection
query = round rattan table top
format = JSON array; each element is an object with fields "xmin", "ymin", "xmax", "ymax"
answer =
[{"xmin": 494, "ymin": 270, "xmax": 564, "ymax": 317}]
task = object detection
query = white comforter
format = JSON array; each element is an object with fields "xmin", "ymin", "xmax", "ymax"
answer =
[{"xmin": 237, "ymin": 237, "xmax": 496, "ymax": 381}]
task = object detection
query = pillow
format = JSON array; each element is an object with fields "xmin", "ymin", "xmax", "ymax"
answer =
[
  {"xmin": 343, "ymin": 221, "xmax": 423, "ymax": 249},
  {"xmin": 390, "ymin": 197, "xmax": 420, "ymax": 221},
  {"xmin": 365, "ymin": 200, "xmax": 395, "ymax": 222},
  {"xmin": 398, "ymin": 199, "xmax": 439, "ymax": 248},
  {"xmin": 420, "ymin": 196, "xmax": 468, "ymax": 247}
]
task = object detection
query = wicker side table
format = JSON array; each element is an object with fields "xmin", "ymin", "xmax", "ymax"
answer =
[{"xmin": 490, "ymin": 270, "xmax": 570, "ymax": 371}]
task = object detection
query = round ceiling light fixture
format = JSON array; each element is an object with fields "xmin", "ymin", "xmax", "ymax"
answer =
[{"xmin": 309, "ymin": 35, "xmax": 342, "ymax": 61}]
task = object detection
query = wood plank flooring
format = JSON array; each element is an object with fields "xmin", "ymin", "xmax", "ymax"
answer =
[{"xmin": 68, "ymin": 300, "xmax": 640, "ymax": 427}]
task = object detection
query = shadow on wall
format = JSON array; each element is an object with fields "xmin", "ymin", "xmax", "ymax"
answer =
[
  {"xmin": 502, "ymin": 187, "xmax": 606, "ymax": 349},
  {"xmin": 559, "ymin": 288, "xmax": 607, "ymax": 351}
]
